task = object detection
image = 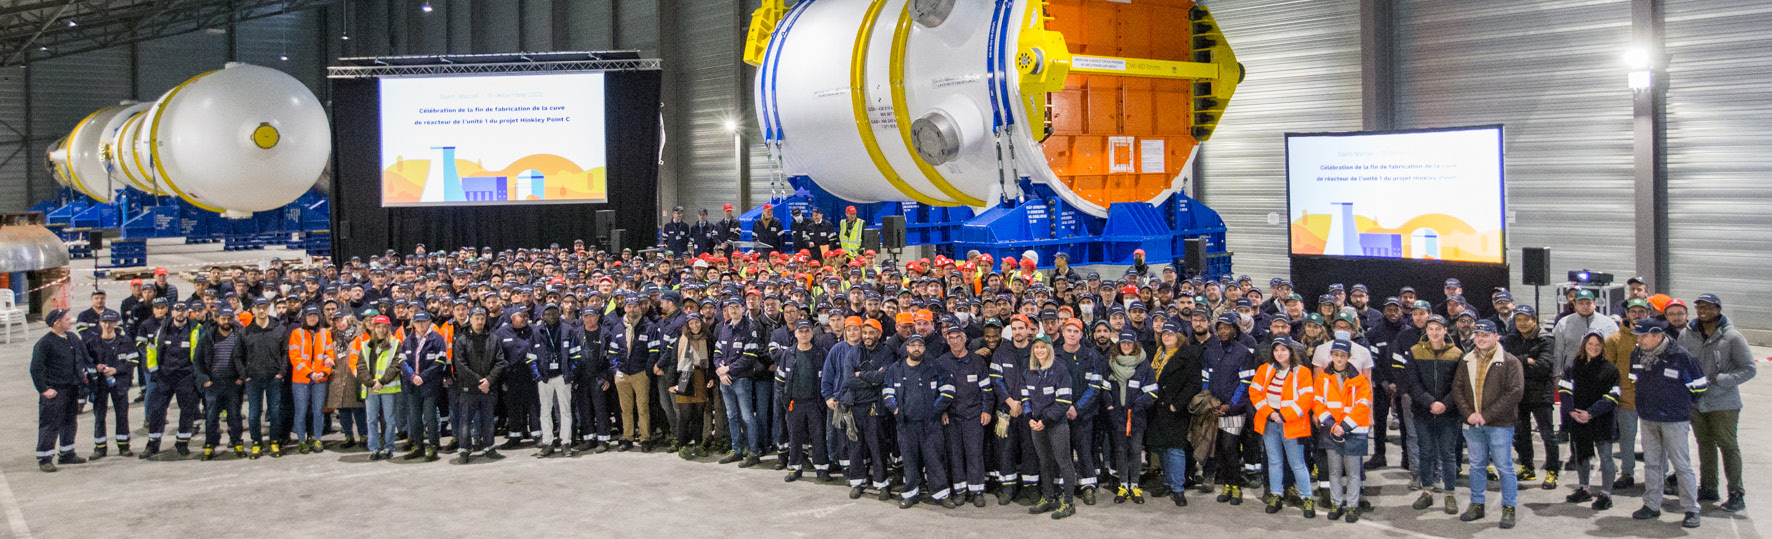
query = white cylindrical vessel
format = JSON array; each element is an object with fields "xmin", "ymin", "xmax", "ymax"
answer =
[{"xmin": 146, "ymin": 62, "xmax": 330, "ymax": 215}]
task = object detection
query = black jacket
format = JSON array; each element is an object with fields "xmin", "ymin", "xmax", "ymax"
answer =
[
  {"xmin": 452, "ymin": 329, "xmax": 507, "ymax": 392},
  {"xmin": 1503, "ymin": 328, "xmax": 1556, "ymax": 407},
  {"xmin": 1561, "ymin": 353, "xmax": 1620, "ymax": 443},
  {"xmin": 192, "ymin": 325, "xmax": 242, "ymax": 387},
  {"xmin": 236, "ymin": 322, "xmax": 291, "ymax": 381},
  {"xmin": 1147, "ymin": 342, "xmax": 1204, "ymax": 449},
  {"xmin": 31, "ymin": 331, "xmax": 89, "ymax": 392}
]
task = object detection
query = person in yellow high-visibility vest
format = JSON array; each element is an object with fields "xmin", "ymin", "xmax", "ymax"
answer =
[{"xmin": 838, "ymin": 206, "xmax": 864, "ymax": 254}]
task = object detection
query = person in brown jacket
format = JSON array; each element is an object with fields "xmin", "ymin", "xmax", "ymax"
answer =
[
  {"xmin": 323, "ymin": 312, "xmax": 365, "ymax": 449},
  {"xmin": 1603, "ymin": 299, "xmax": 1648, "ymax": 489},
  {"xmin": 1451, "ymin": 319, "xmax": 1524, "ymax": 529}
]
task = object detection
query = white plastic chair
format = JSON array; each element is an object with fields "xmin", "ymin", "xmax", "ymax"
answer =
[{"xmin": 0, "ymin": 289, "xmax": 26, "ymax": 344}]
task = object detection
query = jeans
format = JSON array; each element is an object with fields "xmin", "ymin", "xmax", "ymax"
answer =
[
  {"xmin": 365, "ymin": 393, "xmax": 400, "ymax": 452},
  {"xmin": 1514, "ymin": 403, "xmax": 1560, "ymax": 471},
  {"xmin": 1693, "ymin": 408, "xmax": 1743, "ymax": 494},
  {"xmin": 458, "ymin": 392, "xmax": 496, "ymax": 452},
  {"xmin": 404, "ymin": 389, "xmax": 440, "ymax": 449},
  {"xmin": 1262, "ymin": 422, "xmax": 1311, "ymax": 495},
  {"xmin": 1573, "ymin": 440, "xmax": 1616, "ymax": 495},
  {"xmin": 291, "ymin": 381, "xmax": 329, "ymax": 441},
  {"xmin": 1643, "ymin": 419, "xmax": 1698, "ymax": 512},
  {"xmin": 1463, "ymin": 425, "xmax": 1517, "ymax": 507},
  {"xmin": 721, "ymin": 378, "xmax": 759, "ymax": 454},
  {"xmin": 1401, "ymin": 393, "xmax": 1419, "ymax": 479},
  {"xmin": 1326, "ymin": 450, "xmax": 1363, "ymax": 507},
  {"xmin": 750, "ymin": 378, "xmax": 774, "ymax": 453},
  {"xmin": 1417, "ymin": 414, "xmax": 1459, "ymax": 492},
  {"xmin": 1616, "ymin": 408, "xmax": 1640, "ymax": 478},
  {"xmin": 203, "ymin": 382, "xmax": 244, "ymax": 447},
  {"xmin": 1162, "ymin": 447, "xmax": 1189, "ymax": 493},
  {"xmin": 244, "ymin": 378, "xmax": 285, "ymax": 444},
  {"xmin": 337, "ymin": 407, "xmax": 367, "ymax": 439}
]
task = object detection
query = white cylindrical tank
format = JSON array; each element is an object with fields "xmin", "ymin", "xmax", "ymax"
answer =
[
  {"xmin": 756, "ymin": 0, "xmax": 1238, "ymax": 217},
  {"xmin": 53, "ymin": 104, "xmax": 140, "ymax": 203},
  {"xmin": 145, "ymin": 62, "xmax": 330, "ymax": 216}
]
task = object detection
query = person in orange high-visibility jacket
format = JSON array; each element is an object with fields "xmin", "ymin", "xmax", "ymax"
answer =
[
  {"xmin": 1251, "ymin": 337, "xmax": 1317, "ymax": 517},
  {"xmin": 287, "ymin": 306, "xmax": 336, "ymax": 453},
  {"xmin": 1315, "ymin": 340, "xmax": 1373, "ymax": 521}
]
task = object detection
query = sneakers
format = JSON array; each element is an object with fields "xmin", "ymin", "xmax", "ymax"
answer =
[
  {"xmin": 1412, "ymin": 492, "xmax": 1435, "ymax": 510},
  {"xmin": 340, "ymin": 436, "xmax": 357, "ymax": 449},
  {"xmin": 1445, "ymin": 494, "xmax": 1458, "ymax": 515},
  {"xmin": 1613, "ymin": 475, "xmax": 1635, "ymax": 490},
  {"xmin": 270, "ymin": 443, "xmax": 283, "ymax": 458},
  {"xmin": 1129, "ymin": 487, "xmax": 1145, "ymax": 504},
  {"xmin": 1566, "ymin": 489, "xmax": 1593, "ymax": 503},
  {"xmin": 718, "ymin": 452, "xmax": 744, "ymax": 465},
  {"xmin": 233, "ymin": 445, "xmax": 246, "ymax": 459},
  {"xmin": 1517, "ymin": 464, "xmax": 1536, "ymax": 482},
  {"xmin": 1326, "ymin": 503, "xmax": 1345, "ymax": 521},
  {"xmin": 1264, "ymin": 493, "xmax": 1283, "ymax": 514},
  {"xmin": 1593, "ymin": 494, "xmax": 1612, "ymax": 511},
  {"xmin": 1459, "ymin": 503, "xmax": 1485, "ymax": 522},
  {"xmin": 298, "ymin": 441, "xmax": 311, "ymax": 454},
  {"xmin": 1631, "ymin": 506, "xmax": 1660, "ymax": 520},
  {"xmin": 1116, "ymin": 487, "xmax": 1130, "ymax": 504},
  {"xmin": 402, "ymin": 447, "xmax": 426, "ymax": 460},
  {"xmin": 1346, "ymin": 505, "xmax": 1362, "ymax": 523},
  {"xmin": 1028, "ymin": 497, "xmax": 1059, "ymax": 514},
  {"xmin": 250, "ymin": 443, "xmax": 263, "ymax": 460},
  {"xmin": 1216, "ymin": 485, "xmax": 1232, "ymax": 503},
  {"xmin": 1682, "ymin": 511, "xmax": 1701, "ymax": 528},
  {"xmin": 740, "ymin": 455, "xmax": 761, "ymax": 468},
  {"xmin": 1542, "ymin": 470, "xmax": 1558, "ymax": 490},
  {"xmin": 1080, "ymin": 486, "xmax": 1097, "ymax": 506},
  {"xmin": 482, "ymin": 449, "xmax": 505, "ymax": 460},
  {"xmin": 1302, "ymin": 498, "xmax": 1316, "ymax": 519},
  {"xmin": 1051, "ymin": 502, "xmax": 1076, "ymax": 520},
  {"xmin": 424, "ymin": 447, "xmax": 439, "ymax": 462},
  {"xmin": 1228, "ymin": 485, "xmax": 1243, "ymax": 505},
  {"xmin": 536, "ymin": 445, "xmax": 556, "ymax": 458},
  {"xmin": 311, "ymin": 440, "xmax": 325, "ymax": 454},
  {"xmin": 1721, "ymin": 492, "xmax": 1746, "ymax": 513},
  {"xmin": 1499, "ymin": 505, "xmax": 1516, "ymax": 529},
  {"xmin": 201, "ymin": 445, "xmax": 216, "ymax": 461}
]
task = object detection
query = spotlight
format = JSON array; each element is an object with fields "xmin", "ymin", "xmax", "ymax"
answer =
[
  {"xmin": 280, "ymin": 55, "xmax": 289, "ymax": 61},
  {"xmin": 422, "ymin": 2, "xmax": 433, "ymax": 13},
  {"xmin": 66, "ymin": 19, "xmax": 77, "ymax": 27},
  {"xmin": 1623, "ymin": 48, "xmax": 1651, "ymax": 70},
  {"xmin": 724, "ymin": 119, "xmax": 739, "ymax": 133},
  {"xmin": 1567, "ymin": 269, "xmax": 1613, "ymax": 286},
  {"xmin": 1628, "ymin": 70, "xmax": 1652, "ymax": 92}
]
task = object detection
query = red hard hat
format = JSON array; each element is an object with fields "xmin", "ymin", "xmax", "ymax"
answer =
[
  {"xmin": 846, "ymin": 206, "xmax": 857, "ymax": 214},
  {"xmin": 723, "ymin": 204, "xmax": 734, "ymax": 211}
]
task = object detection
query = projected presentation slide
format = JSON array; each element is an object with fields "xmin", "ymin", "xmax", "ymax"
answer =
[
  {"xmin": 379, "ymin": 72, "xmax": 607, "ymax": 206},
  {"xmin": 1286, "ymin": 126, "xmax": 1505, "ymax": 264}
]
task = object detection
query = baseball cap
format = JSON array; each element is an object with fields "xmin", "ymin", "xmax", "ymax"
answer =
[
  {"xmin": 1515, "ymin": 305, "xmax": 1538, "ymax": 317},
  {"xmin": 1473, "ymin": 319, "xmax": 1499, "ymax": 334},
  {"xmin": 1330, "ymin": 340, "xmax": 1352, "ymax": 354},
  {"xmin": 1695, "ymin": 293, "xmax": 1722, "ymax": 307},
  {"xmin": 100, "ymin": 311, "xmax": 120, "ymax": 322},
  {"xmin": 1632, "ymin": 319, "xmax": 1668, "ymax": 335},
  {"xmin": 412, "ymin": 311, "xmax": 432, "ymax": 322},
  {"xmin": 1574, "ymin": 289, "xmax": 1596, "ymax": 301},
  {"xmin": 1625, "ymin": 298, "xmax": 1650, "ymax": 310}
]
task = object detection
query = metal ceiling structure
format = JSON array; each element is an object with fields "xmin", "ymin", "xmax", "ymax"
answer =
[{"xmin": 0, "ymin": 0, "xmax": 338, "ymax": 67}]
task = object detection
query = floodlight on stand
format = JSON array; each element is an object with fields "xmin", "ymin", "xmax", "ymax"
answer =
[
  {"xmin": 1628, "ymin": 70, "xmax": 1653, "ymax": 92},
  {"xmin": 1623, "ymin": 48, "xmax": 1651, "ymax": 70}
]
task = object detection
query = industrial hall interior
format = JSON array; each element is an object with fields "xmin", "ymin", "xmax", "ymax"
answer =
[{"xmin": 1, "ymin": 0, "xmax": 1769, "ymax": 537}]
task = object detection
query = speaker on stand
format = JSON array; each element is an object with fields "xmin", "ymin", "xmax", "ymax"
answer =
[
  {"xmin": 1184, "ymin": 238, "xmax": 1207, "ymax": 279},
  {"xmin": 1521, "ymin": 247, "xmax": 1550, "ymax": 321},
  {"xmin": 881, "ymin": 215, "xmax": 907, "ymax": 261}
]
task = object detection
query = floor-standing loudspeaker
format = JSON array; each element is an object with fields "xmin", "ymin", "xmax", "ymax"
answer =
[
  {"xmin": 595, "ymin": 210, "xmax": 615, "ymax": 244},
  {"xmin": 610, "ymin": 229, "xmax": 626, "ymax": 252},
  {"xmin": 1522, "ymin": 247, "xmax": 1551, "ymax": 286},
  {"xmin": 881, "ymin": 215, "xmax": 907, "ymax": 249}
]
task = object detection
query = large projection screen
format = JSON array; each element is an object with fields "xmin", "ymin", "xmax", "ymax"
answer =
[
  {"xmin": 378, "ymin": 72, "xmax": 608, "ymax": 207},
  {"xmin": 1286, "ymin": 125, "xmax": 1506, "ymax": 264}
]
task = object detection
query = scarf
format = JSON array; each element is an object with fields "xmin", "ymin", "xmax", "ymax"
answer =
[
  {"xmin": 1152, "ymin": 347, "xmax": 1178, "ymax": 379},
  {"xmin": 1110, "ymin": 354, "xmax": 1142, "ymax": 404},
  {"xmin": 1467, "ymin": 345, "xmax": 1497, "ymax": 414},
  {"xmin": 677, "ymin": 332, "xmax": 709, "ymax": 373}
]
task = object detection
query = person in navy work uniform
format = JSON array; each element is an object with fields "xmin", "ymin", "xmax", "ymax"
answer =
[
  {"xmin": 1023, "ymin": 336, "xmax": 1079, "ymax": 519},
  {"xmin": 690, "ymin": 208, "xmax": 721, "ymax": 256},
  {"xmin": 777, "ymin": 319, "xmax": 831, "ymax": 483},
  {"xmin": 659, "ymin": 206, "xmax": 691, "ymax": 255},
  {"xmin": 84, "ymin": 311, "xmax": 139, "ymax": 458},
  {"xmin": 883, "ymin": 333, "xmax": 956, "ymax": 509},
  {"xmin": 141, "ymin": 300, "xmax": 203, "ymax": 458},
  {"xmin": 1629, "ymin": 318, "xmax": 1707, "ymax": 529},
  {"xmin": 32, "ymin": 309, "xmax": 91, "ymax": 472},
  {"xmin": 398, "ymin": 311, "xmax": 449, "ymax": 462},
  {"xmin": 937, "ymin": 323, "xmax": 992, "ymax": 507}
]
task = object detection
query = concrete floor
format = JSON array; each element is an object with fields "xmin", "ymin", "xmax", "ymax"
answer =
[{"xmin": 0, "ymin": 239, "xmax": 1767, "ymax": 538}]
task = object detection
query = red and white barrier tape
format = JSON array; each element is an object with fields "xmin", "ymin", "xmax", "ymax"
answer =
[{"xmin": 25, "ymin": 275, "xmax": 69, "ymax": 293}]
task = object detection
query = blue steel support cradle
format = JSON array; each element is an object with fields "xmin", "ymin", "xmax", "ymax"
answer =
[{"xmin": 735, "ymin": 176, "xmax": 1231, "ymax": 278}]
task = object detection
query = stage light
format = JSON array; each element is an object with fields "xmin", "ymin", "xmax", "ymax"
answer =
[
  {"xmin": 724, "ymin": 119, "xmax": 739, "ymax": 133},
  {"xmin": 422, "ymin": 2, "xmax": 433, "ymax": 13},
  {"xmin": 280, "ymin": 55, "xmax": 289, "ymax": 61},
  {"xmin": 1623, "ymin": 48, "xmax": 1651, "ymax": 70},
  {"xmin": 1567, "ymin": 269, "xmax": 1614, "ymax": 286},
  {"xmin": 66, "ymin": 20, "xmax": 76, "ymax": 27}
]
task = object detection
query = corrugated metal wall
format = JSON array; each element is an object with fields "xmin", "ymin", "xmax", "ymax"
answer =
[
  {"xmin": 1392, "ymin": 0, "xmax": 1635, "ymax": 300},
  {"xmin": 1198, "ymin": 0, "xmax": 1365, "ymax": 282},
  {"xmin": 1664, "ymin": 0, "xmax": 1772, "ymax": 340},
  {"xmin": 0, "ymin": 72, "xmax": 24, "ymax": 207},
  {"xmin": 11, "ymin": 48, "xmax": 133, "ymax": 211},
  {"xmin": 670, "ymin": 0, "xmax": 748, "ymax": 215}
]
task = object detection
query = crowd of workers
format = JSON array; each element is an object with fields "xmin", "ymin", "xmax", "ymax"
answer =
[{"xmin": 27, "ymin": 204, "xmax": 1757, "ymax": 528}]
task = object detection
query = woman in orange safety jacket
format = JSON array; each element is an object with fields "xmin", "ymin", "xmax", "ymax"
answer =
[
  {"xmin": 1252, "ymin": 337, "xmax": 1317, "ymax": 518},
  {"xmin": 288, "ymin": 306, "xmax": 335, "ymax": 453}
]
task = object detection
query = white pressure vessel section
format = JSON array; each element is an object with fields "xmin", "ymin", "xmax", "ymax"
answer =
[
  {"xmin": 900, "ymin": 0, "xmax": 1015, "ymax": 205},
  {"xmin": 98, "ymin": 102, "xmax": 160, "ymax": 195},
  {"xmin": 59, "ymin": 105, "xmax": 135, "ymax": 203},
  {"xmin": 147, "ymin": 62, "xmax": 330, "ymax": 215}
]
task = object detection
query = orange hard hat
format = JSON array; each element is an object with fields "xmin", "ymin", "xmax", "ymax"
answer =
[{"xmin": 895, "ymin": 312, "xmax": 915, "ymax": 325}]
